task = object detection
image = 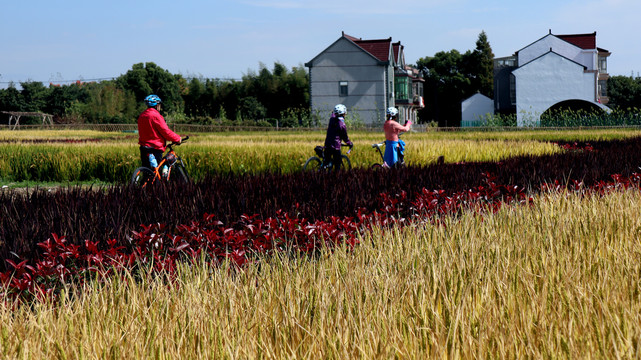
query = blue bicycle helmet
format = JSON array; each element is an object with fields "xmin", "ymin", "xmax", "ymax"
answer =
[{"xmin": 144, "ymin": 94, "xmax": 162, "ymax": 107}]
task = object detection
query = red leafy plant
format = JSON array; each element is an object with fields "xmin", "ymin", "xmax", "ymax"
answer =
[
  {"xmin": 3, "ymin": 170, "xmax": 640, "ymax": 304},
  {"xmin": 553, "ymin": 141, "xmax": 595, "ymax": 152},
  {"xmin": 1, "ymin": 209, "xmax": 364, "ymax": 303}
]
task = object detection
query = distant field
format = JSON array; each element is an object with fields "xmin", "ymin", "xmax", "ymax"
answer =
[{"xmin": 1, "ymin": 128, "xmax": 639, "ymax": 184}]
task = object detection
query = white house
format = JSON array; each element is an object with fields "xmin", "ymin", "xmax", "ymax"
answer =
[
  {"xmin": 461, "ymin": 93, "xmax": 494, "ymax": 127},
  {"xmin": 494, "ymin": 31, "xmax": 611, "ymax": 126}
]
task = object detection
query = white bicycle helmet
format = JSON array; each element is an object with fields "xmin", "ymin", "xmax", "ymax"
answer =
[
  {"xmin": 387, "ymin": 107, "xmax": 399, "ymax": 117},
  {"xmin": 334, "ymin": 104, "xmax": 347, "ymax": 115}
]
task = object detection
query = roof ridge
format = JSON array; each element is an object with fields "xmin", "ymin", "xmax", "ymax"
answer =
[
  {"xmin": 341, "ymin": 32, "xmax": 394, "ymax": 63},
  {"xmin": 341, "ymin": 31, "xmax": 361, "ymax": 42}
]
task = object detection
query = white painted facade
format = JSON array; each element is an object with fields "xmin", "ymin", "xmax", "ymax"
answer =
[
  {"xmin": 513, "ymin": 52, "xmax": 596, "ymax": 125},
  {"xmin": 511, "ymin": 33, "xmax": 607, "ymax": 126},
  {"xmin": 518, "ymin": 34, "xmax": 597, "ymax": 69},
  {"xmin": 461, "ymin": 93, "xmax": 494, "ymax": 127}
]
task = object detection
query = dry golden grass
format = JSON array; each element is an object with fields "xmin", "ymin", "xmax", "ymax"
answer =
[{"xmin": 2, "ymin": 188, "xmax": 640, "ymax": 358}]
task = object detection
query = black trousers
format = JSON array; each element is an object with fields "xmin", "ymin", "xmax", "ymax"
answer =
[
  {"xmin": 140, "ymin": 146, "xmax": 164, "ymax": 169},
  {"xmin": 323, "ymin": 147, "xmax": 343, "ymax": 171}
]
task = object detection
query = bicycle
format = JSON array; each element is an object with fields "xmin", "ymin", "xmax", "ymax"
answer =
[
  {"xmin": 303, "ymin": 144, "xmax": 352, "ymax": 171},
  {"xmin": 371, "ymin": 141, "xmax": 405, "ymax": 169},
  {"xmin": 131, "ymin": 136, "xmax": 190, "ymax": 187}
]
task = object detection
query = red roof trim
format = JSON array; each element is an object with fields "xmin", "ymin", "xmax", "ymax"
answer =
[
  {"xmin": 353, "ymin": 39, "xmax": 392, "ymax": 62},
  {"xmin": 341, "ymin": 32, "xmax": 393, "ymax": 62},
  {"xmin": 392, "ymin": 41, "xmax": 403, "ymax": 64},
  {"xmin": 342, "ymin": 32, "xmax": 361, "ymax": 42},
  {"xmin": 341, "ymin": 32, "xmax": 409, "ymax": 64},
  {"xmin": 556, "ymin": 32, "xmax": 596, "ymax": 50}
]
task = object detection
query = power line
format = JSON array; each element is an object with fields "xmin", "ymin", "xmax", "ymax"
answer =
[
  {"xmin": 0, "ymin": 77, "xmax": 117, "ymax": 85},
  {"xmin": 0, "ymin": 76, "xmax": 243, "ymax": 85}
]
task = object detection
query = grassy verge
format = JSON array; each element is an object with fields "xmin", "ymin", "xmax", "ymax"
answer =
[{"xmin": 2, "ymin": 188, "xmax": 639, "ymax": 358}]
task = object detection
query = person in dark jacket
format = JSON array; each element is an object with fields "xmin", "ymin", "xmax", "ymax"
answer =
[{"xmin": 323, "ymin": 104, "xmax": 353, "ymax": 171}]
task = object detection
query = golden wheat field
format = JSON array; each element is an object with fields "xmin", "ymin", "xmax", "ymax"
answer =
[
  {"xmin": 0, "ymin": 127, "xmax": 638, "ymax": 183},
  {"xmin": 1, "ymin": 188, "xmax": 640, "ymax": 359}
]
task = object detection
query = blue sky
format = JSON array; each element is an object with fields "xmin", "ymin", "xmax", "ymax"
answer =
[{"xmin": 1, "ymin": 0, "xmax": 640, "ymax": 87}]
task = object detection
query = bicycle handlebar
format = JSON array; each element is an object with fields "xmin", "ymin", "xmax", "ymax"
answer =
[{"xmin": 166, "ymin": 136, "xmax": 189, "ymax": 151}]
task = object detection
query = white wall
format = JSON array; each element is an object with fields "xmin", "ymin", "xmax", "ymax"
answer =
[
  {"xmin": 461, "ymin": 93, "xmax": 494, "ymax": 126},
  {"xmin": 518, "ymin": 34, "xmax": 597, "ymax": 70},
  {"xmin": 513, "ymin": 52, "xmax": 596, "ymax": 126}
]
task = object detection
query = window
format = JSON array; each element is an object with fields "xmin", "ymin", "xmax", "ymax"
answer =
[
  {"xmin": 509, "ymin": 73, "xmax": 516, "ymax": 105},
  {"xmin": 394, "ymin": 77, "xmax": 409, "ymax": 100},
  {"xmin": 599, "ymin": 80, "xmax": 607, "ymax": 97},
  {"xmin": 389, "ymin": 81, "xmax": 394, "ymax": 102},
  {"xmin": 494, "ymin": 56, "xmax": 516, "ymax": 69},
  {"xmin": 339, "ymin": 81, "xmax": 348, "ymax": 97},
  {"xmin": 599, "ymin": 56, "xmax": 607, "ymax": 73}
]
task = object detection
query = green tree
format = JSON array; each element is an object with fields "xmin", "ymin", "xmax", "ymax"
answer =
[
  {"xmin": 240, "ymin": 62, "xmax": 309, "ymax": 121},
  {"xmin": 218, "ymin": 81, "xmax": 242, "ymax": 121},
  {"xmin": 183, "ymin": 77, "xmax": 206, "ymax": 118},
  {"xmin": 117, "ymin": 62, "xmax": 184, "ymax": 114},
  {"xmin": 417, "ymin": 50, "xmax": 471, "ymax": 126},
  {"xmin": 83, "ymin": 82, "xmax": 134, "ymax": 123},
  {"xmin": 20, "ymin": 81, "xmax": 50, "ymax": 112},
  {"xmin": 464, "ymin": 31, "xmax": 494, "ymax": 98},
  {"xmin": 607, "ymin": 75, "xmax": 641, "ymax": 110},
  {"xmin": 417, "ymin": 31, "xmax": 495, "ymax": 126},
  {"xmin": 46, "ymin": 82, "xmax": 89, "ymax": 118},
  {"xmin": 0, "ymin": 83, "xmax": 25, "ymax": 112},
  {"xmin": 239, "ymin": 96, "xmax": 267, "ymax": 120}
]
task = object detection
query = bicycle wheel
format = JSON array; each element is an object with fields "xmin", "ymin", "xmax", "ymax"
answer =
[
  {"xmin": 131, "ymin": 167, "xmax": 155, "ymax": 187},
  {"xmin": 177, "ymin": 160, "xmax": 190, "ymax": 179},
  {"xmin": 303, "ymin": 156, "xmax": 322, "ymax": 171},
  {"xmin": 169, "ymin": 163, "xmax": 189, "ymax": 183},
  {"xmin": 340, "ymin": 155, "xmax": 351, "ymax": 170}
]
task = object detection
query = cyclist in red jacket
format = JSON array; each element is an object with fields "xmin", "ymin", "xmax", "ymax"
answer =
[{"xmin": 137, "ymin": 94, "xmax": 182, "ymax": 169}]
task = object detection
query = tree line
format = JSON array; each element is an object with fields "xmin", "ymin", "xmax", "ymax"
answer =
[
  {"xmin": 1, "ymin": 31, "xmax": 640, "ymax": 127},
  {"xmin": 0, "ymin": 62, "xmax": 311, "ymax": 127}
]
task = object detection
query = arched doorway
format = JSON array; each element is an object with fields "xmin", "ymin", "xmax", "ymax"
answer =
[{"xmin": 541, "ymin": 99, "xmax": 610, "ymax": 126}]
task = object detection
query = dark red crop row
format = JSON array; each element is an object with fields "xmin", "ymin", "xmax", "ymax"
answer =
[
  {"xmin": 0, "ymin": 172, "xmax": 525, "ymax": 302},
  {"xmin": 3, "ymin": 168, "xmax": 640, "ymax": 303},
  {"xmin": 0, "ymin": 137, "xmax": 640, "ymax": 274}
]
